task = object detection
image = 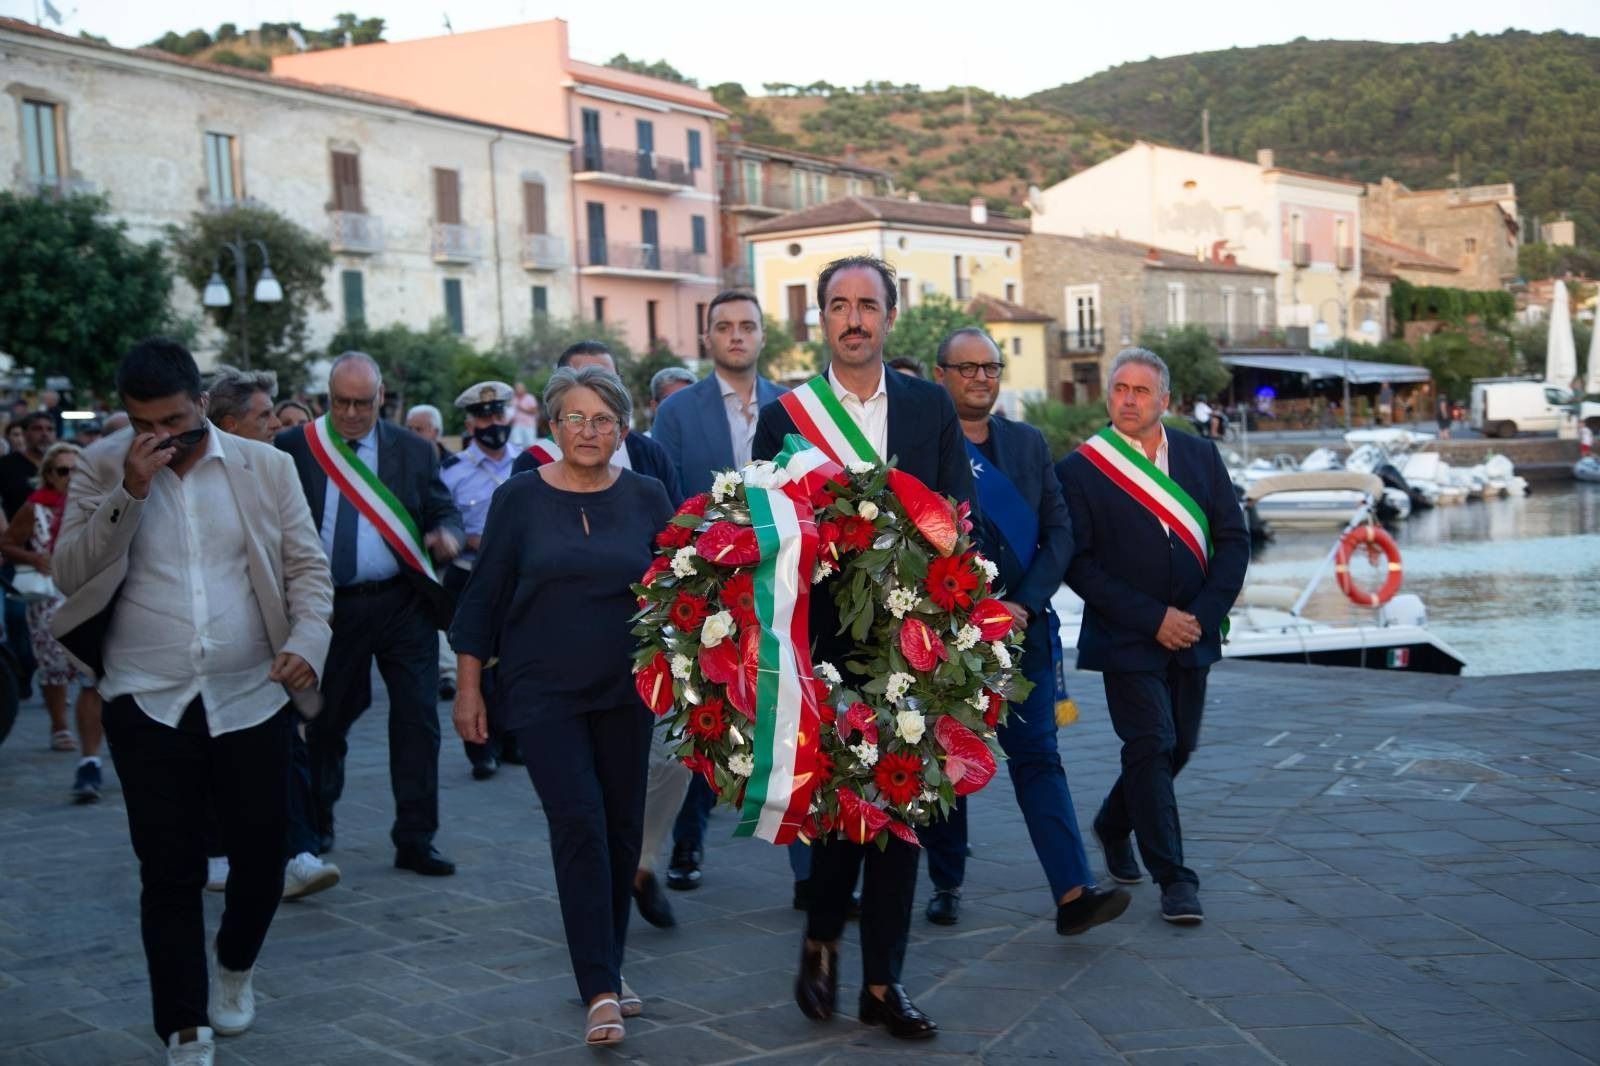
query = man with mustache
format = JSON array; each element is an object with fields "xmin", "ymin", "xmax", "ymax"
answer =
[{"xmin": 753, "ymin": 256, "xmax": 974, "ymax": 1040}]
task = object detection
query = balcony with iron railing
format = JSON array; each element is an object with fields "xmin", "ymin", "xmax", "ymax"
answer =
[
  {"xmin": 23, "ymin": 175, "xmax": 98, "ymax": 200},
  {"xmin": 432, "ymin": 222, "xmax": 481, "ymax": 263},
  {"xmin": 329, "ymin": 211, "xmax": 384, "ymax": 255},
  {"xmin": 578, "ymin": 240, "xmax": 709, "ymax": 278},
  {"xmin": 1292, "ymin": 242, "xmax": 1312, "ymax": 267},
  {"xmin": 1060, "ymin": 327, "xmax": 1104, "ymax": 353},
  {"xmin": 1336, "ymin": 244, "xmax": 1355, "ymax": 271},
  {"xmin": 573, "ymin": 145, "xmax": 694, "ymax": 189},
  {"xmin": 520, "ymin": 232, "xmax": 566, "ymax": 271},
  {"xmin": 720, "ymin": 177, "xmax": 796, "ymax": 214}
]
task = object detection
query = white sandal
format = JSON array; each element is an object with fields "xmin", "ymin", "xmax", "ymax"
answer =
[
  {"xmin": 585, "ymin": 995, "xmax": 625, "ymax": 1046},
  {"xmin": 619, "ymin": 980, "xmax": 643, "ymax": 1018}
]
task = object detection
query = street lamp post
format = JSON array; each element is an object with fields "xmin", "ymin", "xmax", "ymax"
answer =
[{"xmin": 202, "ymin": 233, "xmax": 283, "ymax": 370}]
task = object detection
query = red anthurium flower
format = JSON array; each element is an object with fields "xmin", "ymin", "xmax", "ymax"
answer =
[
  {"xmin": 698, "ymin": 636, "xmax": 740, "ymax": 685},
  {"xmin": 886, "ymin": 819, "xmax": 922, "ymax": 848},
  {"xmin": 682, "ymin": 751, "xmax": 719, "ymax": 794},
  {"xmin": 655, "ymin": 521, "xmax": 693, "ymax": 549},
  {"xmin": 886, "ymin": 468, "xmax": 958, "ymax": 556},
  {"xmin": 874, "ymin": 750, "xmax": 924, "ymax": 806},
  {"xmin": 719, "ymin": 571, "xmax": 758, "ymax": 628},
  {"xmin": 898, "ymin": 616, "xmax": 949, "ymax": 672},
  {"xmin": 837, "ymin": 514, "xmax": 875, "ymax": 553},
  {"xmin": 841, "ymin": 702, "xmax": 879, "ymax": 745},
  {"xmin": 676, "ymin": 492, "xmax": 711, "ymax": 518},
  {"xmin": 799, "ymin": 808, "xmax": 834, "ymax": 841},
  {"xmin": 925, "ymin": 555, "xmax": 979, "ymax": 612},
  {"xmin": 696, "ymin": 521, "xmax": 761, "ymax": 567},
  {"xmin": 737, "ymin": 626, "xmax": 762, "ymax": 718},
  {"xmin": 809, "ymin": 478, "xmax": 843, "ymax": 509},
  {"xmin": 634, "ymin": 652, "xmax": 674, "ymax": 716},
  {"xmin": 935, "ymin": 715, "xmax": 997, "ymax": 796},
  {"xmin": 971, "ymin": 598, "xmax": 1017, "ymax": 640},
  {"xmin": 983, "ymin": 688, "xmax": 1004, "ymax": 729},
  {"xmin": 818, "ymin": 702, "xmax": 837, "ymax": 726},
  {"xmin": 815, "ymin": 519, "xmax": 842, "ymax": 561},
  {"xmin": 837, "ymin": 788, "xmax": 890, "ymax": 845},
  {"xmin": 686, "ymin": 698, "xmax": 725, "ymax": 740},
  {"xmin": 637, "ymin": 555, "xmax": 672, "ymax": 607},
  {"xmin": 669, "ymin": 591, "xmax": 709, "ymax": 632}
]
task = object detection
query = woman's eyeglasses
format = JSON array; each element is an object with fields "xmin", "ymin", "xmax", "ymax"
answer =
[
  {"xmin": 49, "ymin": 465, "xmax": 74, "ymax": 478},
  {"xmin": 938, "ymin": 361, "xmax": 1006, "ymax": 380},
  {"xmin": 558, "ymin": 412, "xmax": 620, "ymax": 435}
]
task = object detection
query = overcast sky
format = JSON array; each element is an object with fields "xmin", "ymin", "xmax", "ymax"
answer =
[{"xmin": 6, "ymin": 0, "xmax": 1598, "ymax": 97}]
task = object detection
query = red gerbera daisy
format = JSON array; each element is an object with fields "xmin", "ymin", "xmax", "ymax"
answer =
[
  {"xmin": 874, "ymin": 750, "xmax": 924, "ymax": 807},
  {"xmin": 836, "ymin": 514, "xmax": 875, "ymax": 553},
  {"xmin": 676, "ymin": 492, "xmax": 711, "ymax": 518},
  {"xmin": 687, "ymin": 698, "xmax": 725, "ymax": 740},
  {"xmin": 719, "ymin": 571, "xmax": 758, "ymax": 628},
  {"xmin": 669, "ymin": 591, "xmax": 709, "ymax": 632},
  {"xmin": 925, "ymin": 554, "xmax": 979, "ymax": 611},
  {"xmin": 656, "ymin": 521, "xmax": 693, "ymax": 549}
]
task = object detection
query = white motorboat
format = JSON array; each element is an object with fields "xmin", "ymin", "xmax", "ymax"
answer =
[
  {"xmin": 1234, "ymin": 453, "xmax": 1411, "ymax": 525},
  {"xmin": 1576, "ymin": 455, "xmax": 1600, "ymax": 483}
]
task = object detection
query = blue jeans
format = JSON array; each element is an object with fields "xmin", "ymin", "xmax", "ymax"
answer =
[
  {"xmin": 924, "ymin": 663, "xmax": 1093, "ymax": 900},
  {"xmin": 673, "ymin": 771, "xmax": 811, "ymax": 879}
]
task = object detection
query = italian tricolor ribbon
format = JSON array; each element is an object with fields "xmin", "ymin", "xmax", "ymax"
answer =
[
  {"xmin": 304, "ymin": 414, "xmax": 439, "ymax": 583},
  {"xmin": 1077, "ymin": 426, "xmax": 1212, "ymax": 573},
  {"xmin": 777, "ymin": 374, "xmax": 879, "ymax": 466},
  {"xmin": 733, "ymin": 434, "xmax": 841, "ymax": 844}
]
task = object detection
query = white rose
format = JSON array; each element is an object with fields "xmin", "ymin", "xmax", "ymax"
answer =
[
  {"xmin": 700, "ymin": 610, "xmax": 735, "ymax": 647},
  {"xmin": 991, "ymin": 641, "xmax": 1013, "ymax": 670},
  {"xmin": 670, "ymin": 653, "xmax": 693, "ymax": 681},
  {"xmin": 857, "ymin": 501, "xmax": 879, "ymax": 521},
  {"xmin": 671, "ymin": 546, "xmax": 698, "ymax": 578},
  {"xmin": 953, "ymin": 624, "xmax": 981, "ymax": 652},
  {"xmin": 728, "ymin": 752, "xmax": 754, "ymax": 778},
  {"xmin": 850, "ymin": 741, "xmax": 879, "ymax": 767},
  {"xmin": 816, "ymin": 661, "xmax": 843, "ymax": 686},
  {"xmin": 895, "ymin": 709, "xmax": 926, "ymax": 745},
  {"xmin": 884, "ymin": 672, "xmax": 914, "ymax": 704}
]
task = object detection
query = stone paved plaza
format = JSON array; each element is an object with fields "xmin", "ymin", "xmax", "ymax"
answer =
[{"xmin": 2, "ymin": 660, "xmax": 1599, "ymax": 1065}]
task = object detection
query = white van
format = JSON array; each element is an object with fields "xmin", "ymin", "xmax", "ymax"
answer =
[{"xmin": 1470, "ymin": 379, "xmax": 1572, "ymax": 437}]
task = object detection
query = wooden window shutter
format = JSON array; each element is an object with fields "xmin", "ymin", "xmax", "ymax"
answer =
[
  {"xmin": 434, "ymin": 168, "xmax": 462, "ymax": 225},
  {"xmin": 331, "ymin": 151, "xmax": 363, "ymax": 212},
  {"xmin": 522, "ymin": 180, "xmax": 547, "ymax": 235}
]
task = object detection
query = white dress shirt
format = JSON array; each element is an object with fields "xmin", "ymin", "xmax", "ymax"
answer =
[
  {"xmin": 716, "ymin": 373, "xmax": 760, "ymax": 469},
  {"xmin": 827, "ymin": 363, "xmax": 889, "ymax": 460},
  {"xmin": 100, "ymin": 426, "xmax": 283, "ymax": 735},
  {"xmin": 1114, "ymin": 423, "xmax": 1170, "ymax": 532},
  {"xmin": 318, "ymin": 424, "xmax": 401, "ymax": 585}
]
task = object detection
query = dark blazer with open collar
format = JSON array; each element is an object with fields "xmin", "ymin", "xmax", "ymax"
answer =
[{"xmin": 652, "ymin": 372, "xmax": 786, "ymax": 498}]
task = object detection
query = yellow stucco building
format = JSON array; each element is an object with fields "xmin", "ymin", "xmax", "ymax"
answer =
[{"xmin": 746, "ymin": 196, "xmax": 1051, "ymax": 414}]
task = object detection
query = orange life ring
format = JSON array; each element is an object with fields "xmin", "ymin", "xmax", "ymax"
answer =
[{"xmin": 1334, "ymin": 525, "xmax": 1403, "ymax": 607}]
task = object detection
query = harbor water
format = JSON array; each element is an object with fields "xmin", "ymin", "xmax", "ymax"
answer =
[{"xmin": 1243, "ymin": 483, "xmax": 1600, "ymax": 676}]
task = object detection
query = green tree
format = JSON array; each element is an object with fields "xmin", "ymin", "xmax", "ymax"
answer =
[
  {"xmin": 882, "ymin": 293, "xmax": 988, "ymax": 370},
  {"xmin": 0, "ymin": 192, "xmax": 171, "ymax": 394},
  {"xmin": 625, "ymin": 346, "xmax": 689, "ymax": 429},
  {"xmin": 1412, "ymin": 329, "xmax": 1516, "ymax": 399},
  {"xmin": 604, "ymin": 53, "xmax": 696, "ymax": 86},
  {"xmin": 168, "ymin": 202, "xmax": 333, "ymax": 382},
  {"xmin": 1022, "ymin": 398, "xmax": 1106, "ymax": 460},
  {"xmin": 327, "ymin": 319, "xmax": 475, "ymax": 427},
  {"xmin": 1137, "ymin": 324, "xmax": 1231, "ymax": 401},
  {"xmin": 493, "ymin": 314, "xmax": 635, "ymax": 373}
]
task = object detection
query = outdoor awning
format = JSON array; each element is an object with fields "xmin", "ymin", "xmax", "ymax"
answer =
[{"xmin": 1221, "ymin": 353, "xmax": 1431, "ymax": 385}]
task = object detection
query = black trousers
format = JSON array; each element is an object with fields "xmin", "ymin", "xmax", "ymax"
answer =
[
  {"xmin": 806, "ymin": 835, "xmax": 920, "ymax": 986},
  {"xmin": 1095, "ymin": 663, "xmax": 1207, "ymax": 888},
  {"xmin": 517, "ymin": 703, "xmax": 651, "ymax": 1003},
  {"xmin": 103, "ymin": 696, "xmax": 292, "ymax": 1042},
  {"xmin": 310, "ymin": 581, "xmax": 440, "ymax": 850}
]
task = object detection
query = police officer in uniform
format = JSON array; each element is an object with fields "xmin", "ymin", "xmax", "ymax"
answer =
[{"xmin": 441, "ymin": 382, "xmax": 524, "ymax": 779}]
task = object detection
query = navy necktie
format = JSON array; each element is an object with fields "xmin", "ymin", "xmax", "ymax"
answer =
[{"xmin": 331, "ymin": 439, "xmax": 361, "ymax": 585}]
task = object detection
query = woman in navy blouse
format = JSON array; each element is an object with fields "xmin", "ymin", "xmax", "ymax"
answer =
[{"xmin": 450, "ymin": 365, "xmax": 672, "ymax": 1047}]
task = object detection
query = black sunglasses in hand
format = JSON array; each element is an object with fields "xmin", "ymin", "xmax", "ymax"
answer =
[{"xmin": 155, "ymin": 425, "xmax": 210, "ymax": 450}]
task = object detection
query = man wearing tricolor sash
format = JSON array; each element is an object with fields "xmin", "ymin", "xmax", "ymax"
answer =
[
  {"xmin": 922, "ymin": 328, "xmax": 1131, "ymax": 937},
  {"xmin": 1057, "ymin": 348, "xmax": 1248, "ymax": 925},
  {"xmin": 753, "ymin": 255, "xmax": 973, "ymax": 1040},
  {"xmin": 277, "ymin": 352, "xmax": 465, "ymax": 879}
]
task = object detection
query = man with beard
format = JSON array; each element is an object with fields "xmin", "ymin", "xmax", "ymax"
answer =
[
  {"xmin": 753, "ymin": 256, "xmax": 973, "ymax": 1040},
  {"xmin": 441, "ymin": 381, "xmax": 523, "ymax": 779},
  {"xmin": 922, "ymin": 327, "xmax": 1129, "ymax": 935}
]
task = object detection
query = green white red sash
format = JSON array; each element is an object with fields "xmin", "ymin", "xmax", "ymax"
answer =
[
  {"xmin": 778, "ymin": 374, "xmax": 879, "ymax": 466},
  {"xmin": 1077, "ymin": 426, "xmax": 1212, "ymax": 573},
  {"xmin": 304, "ymin": 415, "xmax": 439, "ymax": 583},
  {"xmin": 734, "ymin": 435, "xmax": 836, "ymax": 845}
]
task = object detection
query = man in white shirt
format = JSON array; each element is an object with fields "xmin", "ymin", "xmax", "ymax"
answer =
[{"xmin": 52, "ymin": 338, "xmax": 332, "ymax": 1066}]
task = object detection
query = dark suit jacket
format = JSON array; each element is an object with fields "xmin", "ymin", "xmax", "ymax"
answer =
[
  {"xmin": 753, "ymin": 367, "xmax": 975, "ymax": 664},
  {"xmin": 972, "ymin": 415, "xmax": 1072, "ymax": 668},
  {"xmin": 509, "ymin": 431, "xmax": 682, "ymax": 506},
  {"xmin": 276, "ymin": 419, "xmax": 464, "ymax": 629},
  {"xmin": 1056, "ymin": 428, "xmax": 1248, "ymax": 673},
  {"xmin": 651, "ymin": 372, "xmax": 786, "ymax": 497}
]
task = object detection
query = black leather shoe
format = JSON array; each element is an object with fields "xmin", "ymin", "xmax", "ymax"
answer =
[
  {"xmin": 633, "ymin": 871, "xmax": 676, "ymax": 928},
  {"xmin": 394, "ymin": 846, "xmax": 456, "ymax": 877},
  {"xmin": 925, "ymin": 889, "xmax": 961, "ymax": 926},
  {"xmin": 665, "ymin": 842, "xmax": 702, "ymax": 891},
  {"xmin": 858, "ymin": 985, "xmax": 937, "ymax": 1039},
  {"xmin": 1161, "ymin": 881, "xmax": 1203, "ymax": 924},
  {"xmin": 792, "ymin": 878, "xmax": 811, "ymax": 911},
  {"xmin": 470, "ymin": 754, "xmax": 499, "ymax": 781},
  {"xmin": 794, "ymin": 941, "xmax": 838, "ymax": 1021},
  {"xmin": 1057, "ymin": 886, "xmax": 1132, "ymax": 936},
  {"xmin": 1094, "ymin": 822, "xmax": 1142, "ymax": 884}
]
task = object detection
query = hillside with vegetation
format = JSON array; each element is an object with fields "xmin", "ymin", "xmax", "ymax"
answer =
[
  {"xmin": 1028, "ymin": 30, "xmax": 1600, "ymax": 245},
  {"xmin": 141, "ymin": 14, "xmax": 386, "ymax": 71}
]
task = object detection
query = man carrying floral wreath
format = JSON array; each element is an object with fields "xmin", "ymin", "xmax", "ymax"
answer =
[{"xmin": 751, "ymin": 255, "xmax": 975, "ymax": 1040}]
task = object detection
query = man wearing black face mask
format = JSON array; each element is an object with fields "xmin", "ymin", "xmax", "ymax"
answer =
[{"xmin": 441, "ymin": 381, "xmax": 522, "ymax": 778}]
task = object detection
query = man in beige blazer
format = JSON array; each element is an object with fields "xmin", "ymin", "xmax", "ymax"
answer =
[{"xmin": 51, "ymin": 338, "xmax": 332, "ymax": 1066}]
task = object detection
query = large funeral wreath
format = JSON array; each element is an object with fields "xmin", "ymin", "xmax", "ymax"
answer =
[{"xmin": 631, "ymin": 436, "xmax": 1030, "ymax": 848}]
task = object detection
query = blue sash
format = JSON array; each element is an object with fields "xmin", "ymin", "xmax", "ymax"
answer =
[{"xmin": 965, "ymin": 437, "xmax": 1071, "ymax": 710}]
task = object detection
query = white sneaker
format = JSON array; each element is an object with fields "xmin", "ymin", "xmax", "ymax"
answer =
[
  {"xmin": 283, "ymin": 852, "xmax": 341, "ymax": 900},
  {"xmin": 205, "ymin": 856, "xmax": 229, "ymax": 893},
  {"xmin": 167, "ymin": 1025, "xmax": 215, "ymax": 1065},
  {"xmin": 208, "ymin": 951, "xmax": 255, "ymax": 1036}
]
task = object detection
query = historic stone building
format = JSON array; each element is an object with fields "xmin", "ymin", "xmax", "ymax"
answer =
[{"xmin": 1363, "ymin": 178, "xmax": 1519, "ymax": 292}]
